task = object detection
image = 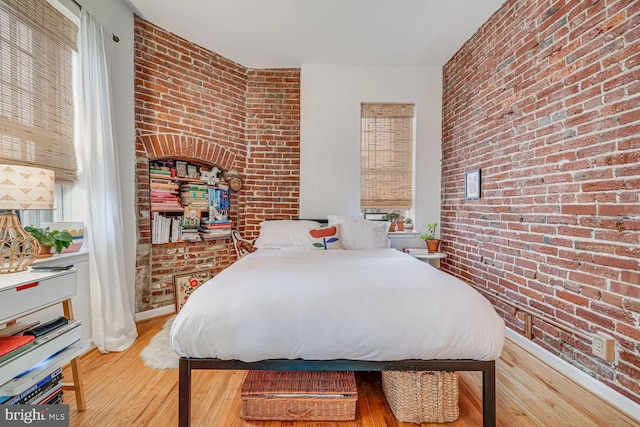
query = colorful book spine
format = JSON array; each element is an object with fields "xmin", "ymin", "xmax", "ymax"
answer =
[{"xmin": 2, "ymin": 368, "xmax": 63, "ymax": 405}]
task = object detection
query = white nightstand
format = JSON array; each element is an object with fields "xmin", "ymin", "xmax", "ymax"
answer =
[{"xmin": 409, "ymin": 252, "xmax": 447, "ymax": 268}]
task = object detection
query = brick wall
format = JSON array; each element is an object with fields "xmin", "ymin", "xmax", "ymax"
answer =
[
  {"xmin": 442, "ymin": 0, "xmax": 640, "ymax": 403},
  {"xmin": 241, "ymin": 69, "xmax": 301, "ymax": 240},
  {"xmin": 134, "ymin": 17, "xmax": 300, "ymax": 311}
]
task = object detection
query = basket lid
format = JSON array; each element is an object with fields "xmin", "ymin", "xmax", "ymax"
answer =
[{"xmin": 242, "ymin": 370, "xmax": 357, "ymax": 397}]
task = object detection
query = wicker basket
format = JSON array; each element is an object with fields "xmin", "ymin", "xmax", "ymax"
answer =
[
  {"xmin": 382, "ymin": 370, "xmax": 459, "ymax": 423},
  {"xmin": 241, "ymin": 370, "xmax": 357, "ymax": 421}
]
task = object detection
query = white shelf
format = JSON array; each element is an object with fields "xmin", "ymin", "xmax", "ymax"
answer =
[
  {"xmin": 0, "ymin": 321, "xmax": 82, "ymax": 387},
  {"xmin": 0, "ymin": 340, "xmax": 89, "ymax": 397},
  {"xmin": 410, "ymin": 252, "xmax": 447, "ymax": 260}
]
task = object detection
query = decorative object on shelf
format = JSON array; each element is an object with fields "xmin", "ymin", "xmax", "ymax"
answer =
[
  {"xmin": 0, "ymin": 165, "xmax": 54, "ymax": 273},
  {"xmin": 41, "ymin": 222, "xmax": 84, "ymax": 253},
  {"xmin": 383, "ymin": 212, "xmax": 401, "ymax": 232},
  {"xmin": 465, "ymin": 169, "xmax": 481, "ymax": 199},
  {"xmin": 24, "ymin": 226, "xmax": 73, "ymax": 257},
  {"xmin": 174, "ymin": 270, "xmax": 212, "ymax": 311},
  {"xmin": 404, "ymin": 218, "xmax": 414, "ymax": 231},
  {"xmin": 223, "ymin": 170, "xmax": 242, "ymax": 191},
  {"xmin": 186, "ymin": 164, "xmax": 198, "ymax": 178},
  {"xmin": 174, "ymin": 161, "xmax": 188, "ymax": 178},
  {"xmin": 420, "ymin": 222, "xmax": 441, "ymax": 253},
  {"xmin": 199, "ymin": 166, "xmax": 220, "ymax": 185}
]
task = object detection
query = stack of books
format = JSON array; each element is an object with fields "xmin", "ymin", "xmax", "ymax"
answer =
[
  {"xmin": 199, "ymin": 219, "xmax": 232, "ymax": 241},
  {"xmin": 181, "ymin": 184, "xmax": 209, "ymax": 210},
  {"xmin": 150, "ymin": 177, "xmax": 181, "ymax": 212},
  {"xmin": 181, "ymin": 229, "xmax": 201, "ymax": 242},
  {"xmin": 208, "ymin": 187, "xmax": 230, "ymax": 210},
  {"xmin": 0, "ymin": 367, "xmax": 64, "ymax": 405},
  {"xmin": 152, "ymin": 213, "xmax": 182, "ymax": 244}
]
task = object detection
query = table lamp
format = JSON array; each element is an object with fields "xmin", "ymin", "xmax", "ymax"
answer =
[{"xmin": 0, "ymin": 164, "xmax": 55, "ymax": 273}]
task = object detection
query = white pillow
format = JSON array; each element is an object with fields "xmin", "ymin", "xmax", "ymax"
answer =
[
  {"xmin": 327, "ymin": 215, "xmax": 390, "ymax": 250},
  {"xmin": 254, "ymin": 220, "xmax": 321, "ymax": 249}
]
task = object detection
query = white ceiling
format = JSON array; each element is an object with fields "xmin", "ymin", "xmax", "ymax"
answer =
[{"xmin": 128, "ymin": 0, "xmax": 503, "ymax": 69}]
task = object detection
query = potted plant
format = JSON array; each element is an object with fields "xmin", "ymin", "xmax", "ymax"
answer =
[
  {"xmin": 420, "ymin": 222, "xmax": 441, "ymax": 253},
  {"xmin": 383, "ymin": 212, "xmax": 401, "ymax": 232},
  {"xmin": 404, "ymin": 218, "xmax": 414, "ymax": 231},
  {"xmin": 25, "ymin": 226, "xmax": 73, "ymax": 257}
]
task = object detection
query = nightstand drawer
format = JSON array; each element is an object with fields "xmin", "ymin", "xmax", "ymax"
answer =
[{"xmin": 0, "ymin": 272, "xmax": 76, "ymax": 324}]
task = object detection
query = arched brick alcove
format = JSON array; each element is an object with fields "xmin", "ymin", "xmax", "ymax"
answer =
[{"xmin": 138, "ymin": 134, "xmax": 237, "ymax": 171}]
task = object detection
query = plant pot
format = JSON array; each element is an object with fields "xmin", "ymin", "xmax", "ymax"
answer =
[
  {"xmin": 425, "ymin": 239, "xmax": 441, "ymax": 253},
  {"xmin": 38, "ymin": 245, "xmax": 53, "ymax": 258},
  {"xmin": 404, "ymin": 223, "xmax": 414, "ymax": 231},
  {"xmin": 389, "ymin": 222, "xmax": 397, "ymax": 232},
  {"xmin": 396, "ymin": 221, "xmax": 404, "ymax": 232}
]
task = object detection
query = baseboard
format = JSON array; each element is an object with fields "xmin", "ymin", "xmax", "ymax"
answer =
[
  {"xmin": 506, "ymin": 328, "xmax": 640, "ymax": 421},
  {"xmin": 134, "ymin": 305, "xmax": 175, "ymax": 322}
]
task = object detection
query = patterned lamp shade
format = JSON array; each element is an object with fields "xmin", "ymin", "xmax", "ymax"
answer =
[
  {"xmin": 0, "ymin": 164, "xmax": 54, "ymax": 273},
  {"xmin": 0, "ymin": 165, "xmax": 55, "ymax": 210}
]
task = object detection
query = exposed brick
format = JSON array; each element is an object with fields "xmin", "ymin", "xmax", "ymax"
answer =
[
  {"xmin": 133, "ymin": 17, "xmax": 300, "ymax": 311},
  {"xmin": 442, "ymin": 0, "xmax": 640, "ymax": 403}
]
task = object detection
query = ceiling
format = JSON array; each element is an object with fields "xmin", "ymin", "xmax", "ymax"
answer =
[{"xmin": 128, "ymin": 0, "xmax": 504, "ymax": 69}]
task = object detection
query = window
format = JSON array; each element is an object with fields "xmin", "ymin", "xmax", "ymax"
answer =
[
  {"xmin": 0, "ymin": 0, "xmax": 78, "ymax": 183},
  {"xmin": 360, "ymin": 103, "xmax": 414, "ymax": 219},
  {"xmin": 0, "ymin": 0, "xmax": 79, "ymax": 226}
]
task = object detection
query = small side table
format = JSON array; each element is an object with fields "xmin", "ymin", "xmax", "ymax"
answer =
[{"xmin": 410, "ymin": 252, "xmax": 447, "ymax": 269}]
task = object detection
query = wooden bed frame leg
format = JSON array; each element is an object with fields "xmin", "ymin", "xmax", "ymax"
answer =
[
  {"xmin": 483, "ymin": 360, "xmax": 496, "ymax": 427},
  {"xmin": 179, "ymin": 358, "xmax": 191, "ymax": 427}
]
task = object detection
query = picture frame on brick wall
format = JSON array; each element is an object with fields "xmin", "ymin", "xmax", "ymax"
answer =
[
  {"xmin": 174, "ymin": 270, "xmax": 212, "ymax": 311},
  {"xmin": 465, "ymin": 169, "xmax": 481, "ymax": 199}
]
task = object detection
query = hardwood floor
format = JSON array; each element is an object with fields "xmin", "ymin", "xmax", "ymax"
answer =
[{"xmin": 64, "ymin": 316, "xmax": 638, "ymax": 426}]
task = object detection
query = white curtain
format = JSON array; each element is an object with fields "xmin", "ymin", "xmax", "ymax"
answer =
[{"xmin": 78, "ymin": 10, "xmax": 137, "ymax": 352}]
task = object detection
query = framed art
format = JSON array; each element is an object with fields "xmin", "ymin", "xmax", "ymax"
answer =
[
  {"xmin": 175, "ymin": 160, "xmax": 188, "ymax": 178},
  {"xmin": 175, "ymin": 270, "xmax": 212, "ymax": 311},
  {"xmin": 187, "ymin": 164, "xmax": 198, "ymax": 178},
  {"xmin": 465, "ymin": 169, "xmax": 481, "ymax": 199}
]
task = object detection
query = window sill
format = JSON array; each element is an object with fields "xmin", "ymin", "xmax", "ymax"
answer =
[
  {"xmin": 31, "ymin": 247, "xmax": 89, "ymax": 265},
  {"xmin": 388, "ymin": 231, "xmax": 420, "ymax": 237}
]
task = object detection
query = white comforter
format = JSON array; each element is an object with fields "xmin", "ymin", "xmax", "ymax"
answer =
[{"xmin": 170, "ymin": 249, "xmax": 505, "ymax": 362}]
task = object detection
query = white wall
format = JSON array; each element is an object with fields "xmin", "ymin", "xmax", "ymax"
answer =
[{"xmin": 300, "ymin": 64, "xmax": 442, "ymax": 241}]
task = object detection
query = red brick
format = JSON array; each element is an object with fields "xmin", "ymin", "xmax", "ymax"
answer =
[{"xmin": 442, "ymin": 0, "xmax": 640, "ymax": 402}]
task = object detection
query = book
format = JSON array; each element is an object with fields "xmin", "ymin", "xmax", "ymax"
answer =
[
  {"xmin": 1, "ymin": 368, "xmax": 63, "ymax": 405},
  {"xmin": 23, "ymin": 316, "xmax": 69, "ymax": 338},
  {"xmin": 0, "ymin": 336, "xmax": 35, "ymax": 361},
  {"xmin": 30, "ymin": 383, "xmax": 62, "ymax": 404},
  {"xmin": 0, "ymin": 322, "xmax": 39, "ymax": 337},
  {"xmin": 182, "ymin": 206, "xmax": 201, "ymax": 229}
]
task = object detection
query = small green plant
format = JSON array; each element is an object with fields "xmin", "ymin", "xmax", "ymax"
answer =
[
  {"xmin": 383, "ymin": 212, "xmax": 401, "ymax": 223},
  {"xmin": 25, "ymin": 226, "xmax": 73, "ymax": 254},
  {"xmin": 404, "ymin": 218, "xmax": 413, "ymax": 225},
  {"xmin": 420, "ymin": 222, "xmax": 438, "ymax": 240}
]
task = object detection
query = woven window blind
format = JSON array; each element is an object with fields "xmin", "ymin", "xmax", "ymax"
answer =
[
  {"xmin": 360, "ymin": 103, "xmax": 414, "ymax": 209},
  {"xmin": 0, "ymin": 0, "xmax": 78, "ymax": 183}
]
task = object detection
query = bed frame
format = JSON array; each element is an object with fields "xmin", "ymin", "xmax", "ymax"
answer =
[{"xmin": 178, "ymin": 358, "xmax": 496, "ymax": 426}]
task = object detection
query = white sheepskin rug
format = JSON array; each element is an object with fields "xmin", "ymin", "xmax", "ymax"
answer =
[{"xmin": 139, "ymin": 316, "xmax": 179, "ymax": 369}]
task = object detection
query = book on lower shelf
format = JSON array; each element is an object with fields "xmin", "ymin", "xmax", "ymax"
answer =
[
  {"xmin": 403, "ymin": 247, "xmax": 428, "ymax": 255},
  {"xmin": 0, "ymin": 336, "xmax": 35, "ymax": 364}
]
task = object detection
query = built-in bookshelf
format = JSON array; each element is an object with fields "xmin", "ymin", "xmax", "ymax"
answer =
[{"xmin": 149, "ymin": 160, "xmax": 232, "ymax": 244}]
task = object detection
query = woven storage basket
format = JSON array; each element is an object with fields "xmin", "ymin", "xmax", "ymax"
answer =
[
  {"xmin": 241, "ymin": 370, "xmax": 357, "ymax": 421},
  {"xmin": 382, "ymin": 370, "xmax": 459, "ymax": 423}
]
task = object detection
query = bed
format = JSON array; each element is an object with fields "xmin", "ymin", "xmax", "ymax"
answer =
[{"xmin": 171, "ymin": 219, "xmax": 505, "ymax": 426}]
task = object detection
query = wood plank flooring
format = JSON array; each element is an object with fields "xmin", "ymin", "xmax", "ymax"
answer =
[{"xmin": 63, "ymin": 316, "xmax": 638, "ymax": 426}]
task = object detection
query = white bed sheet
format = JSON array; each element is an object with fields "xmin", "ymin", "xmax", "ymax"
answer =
[{"xmin": 170, "ymin": 249, "xmax": 505, "ymax": 362}]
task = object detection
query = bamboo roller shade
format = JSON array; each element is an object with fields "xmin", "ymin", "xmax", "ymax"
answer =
[
  {"xmin": 0, "ymin": 0, "xmax": 78, "ymax": 183},
  {"xmin": 361, "ymin": 103, "xmax": 414, "ymax": 209}
]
